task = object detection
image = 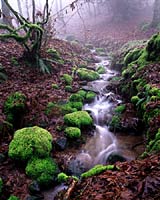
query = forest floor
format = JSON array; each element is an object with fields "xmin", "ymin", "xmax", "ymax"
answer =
[{"xmin": 0, "ymin": 16, "xmax": 160, "ymax": 200}]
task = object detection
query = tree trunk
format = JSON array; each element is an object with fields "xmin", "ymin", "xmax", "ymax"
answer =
[
  {"xmin": 151, "ymin": 0, "xmax": 160, "ymax": 27},
  {"xmin": 1, "ymin": 0, "xmax": 12, "ymax": 26}
]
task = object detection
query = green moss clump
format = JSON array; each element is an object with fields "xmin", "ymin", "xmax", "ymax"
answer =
[
  {"xmin": 4, "ymin": 92, "xmax": 26, "ymax": 124},
  {"xmin": 61, "ymin": 104, "xmax": 77, "ymax": 115},
  {"xmin": 0, "ymin": 177, "xmax": 3, "ymax": 194},
  {"xmin": 131, "ymin": 96, "xmax": 140, "ymax": 104},
  {"xmin": 86, "ymin": 91, "xmax": 96, "ymax": 102},
  {"xmin": 64, "ymin": 111, "xmax": 93, "ymax": 128},
  {"xmin": 77, "ymin": 68, "xmax": 100, "ymax": 81},
  {"xmin": 65, "ymin": 85, "xmax": 73, "ymax": 92},
  {"xmin": 7, "ymin": 196, "xmax": 20, "ymax": 200},
  {"xmin": 8, "ymin": 126, "xmax": 53, "ymax": 161},
  {"xmin": 147, "ymin": 129, "xmax": 160, "ymax": 153},
  {"xmin": 124, "ymin": 48, "xmax": 142, "ymax": 66},
  {"xmin": 77, "ymin": 90, "xmax": 87, "ymax": 98},
  {"xmin": 47, "ymin": 48, "xmax": 61, "ymax": 60},
  {"xmin": 81, "ymin": 164, "xmax": 115, "ymax": 178},
  {"xmin": 149, "ymin": 87, "xmax": 160, "ymax": 97},
  {"xmin": 143, "ymin": 108, "xmax": 160, "ymax": 124},
  {"xmin": 25, "ymin": 157, "xmax": 58, "ymax": 186},
  {"xmin": 68, "ymin": 101, "xmax": 83, "ymax": 111},
  {"xmin": 114, "ymin": 104, "xmax": 126, "ymax": 114},
  {"xmin": 62, "ymin": 74, "xmax": 73, "ymax": 85},
  {"xmin": 69, "ymin": 94, "xmax": 83, "ymax": 102},
  {"xmin": 96, "ymin": 66, "xmax": 105, "ymax": 74},
  {"xmin": 52, "ymin": 84, "xmax": 59, "ymax": 89},
  {"xmin": 45, "ymin": 102, "xmax": 57, "ymax": 115},
  {"xmin": 65, "ymin": 127, "xmax": 81, "ymax": 139},
  {"xmin": 57, "ymin": 173, "xmax": 69, "ymax": 183},
  {"xmin": 109, "ymin": 115, "xmax": 121, "ymax": 130}
]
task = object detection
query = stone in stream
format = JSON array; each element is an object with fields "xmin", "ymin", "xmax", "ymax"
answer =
[
  {"xmin": 107, "ymin": 152, "xmax": 127, "ymax": 164},
  {"xmin": 54, "ymin": 137, "xmax": 67, "ymax": 151}
]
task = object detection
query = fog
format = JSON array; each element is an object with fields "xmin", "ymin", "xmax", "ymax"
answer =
[{"xmin": 0, "ymin": 0, "xmax": 156, "ymax": 43}]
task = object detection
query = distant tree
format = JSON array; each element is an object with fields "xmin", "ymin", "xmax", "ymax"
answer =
[
  {"xmin": 151, "ymin": 0, "xmax": 160, "ymax": 27},
  {"xmin": 1, "ymin": 0, "xmax": 12, "ymax": 25},
  {"xmin": 0, "ymin": 0, "xmax": 52, "ymax": 74}
]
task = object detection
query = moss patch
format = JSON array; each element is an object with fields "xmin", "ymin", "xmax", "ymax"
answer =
[
  {"xmin": 25, "ymin": 157, "xmax": 58, "ymax": 186},
  {"xmin": 8, "ymin": 126, "xmax": 53, "ymax": 161},
  {"xmin": 65, "ymin": 127, "xmax": 81, "ymax": 139},
  {"xmin": 81, "ymin": 164, "xmax": 116, "ymax": 178},
  {"xmin": 77, "ymin": 68, "xmax": 100, "ymax": 81},
  {"xmin": 64, "ymin": 111, "xmax": 93, "ymax": 128},
  {"xmin": 62, "ymin": 74, "xmax": 73, "ymax": 85}
]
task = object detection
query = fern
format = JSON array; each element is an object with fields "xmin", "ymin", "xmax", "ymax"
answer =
[{"xmin": 38, "ymin": 58, "xmax": 51, "ymax": 74}]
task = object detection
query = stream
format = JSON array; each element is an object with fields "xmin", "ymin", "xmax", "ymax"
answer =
[{"xmin": 43, "ymin": 51, "xmax": 145, "ymax": 199}]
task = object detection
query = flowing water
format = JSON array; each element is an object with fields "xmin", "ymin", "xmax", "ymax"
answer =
[{"xmin": 43, "ymin": 52, "xmax": 145, "ymax": 199}]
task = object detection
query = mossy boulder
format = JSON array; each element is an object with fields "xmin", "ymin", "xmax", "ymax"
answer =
[
  {"xmin": 131, "ymin": 96, "xmax": 140, "ymax": 104},
  {"xmin": 57, "ymin": 172, "xmax": 69, "ymax": 183},
  {"xmin": 25, "ymin": 157, "xmax": 58, "ymax": 186},
  {"xmin": 124, "ymin": 48, "xmax": 142, "ymax": 66},
  {"xmin": 65, "ymin": 85, "xmax": 73, "ymax": 92},
  {"xmin": 3, "ymin": 92, "xmax": 26, "ymax": 127},
  {"xmin": 62, "ymin": 74, "xmax": 73, "ymax": 85},
  {"xmin": 67, "ymin": 101, "xmax": 83, "ymax": 111},
  {"xmin": 69, "ymin": 94, "xmax": 84, "ymax": 102},
  {"xmin": 8, "ymin": 126, "xmax": 53, "ymax": 161},
  {"xmin": 81, "ymin": 164, "xmax": 115, "ymax": 179},
  {"xmin": 77, "ymin": 90, "xmax": 87, "ymax": 98},
  {"xmin": 64, "ymin": 127, "xmax": 81, "ymax": 139},
  {"xmin": 64, "ymin": 111, "xmax": 93, "ymax": 128},
  {"xmin": 96, "ymin": 66, "xmax": 106, "ymax": 74},
  {"xmin": 114, "ymin": 104, "xmax": 126, "ymax": 114},
  {"xmin": 77, "ymin": 68, "xmax": 100, "ymax": 81},
  {"xmin": 85, "ymin": 91, "xmax": 96, "ymax": 102},
  {"xmin": 47, "ymin": 48, "xmax": 61, "ymax": 60}
]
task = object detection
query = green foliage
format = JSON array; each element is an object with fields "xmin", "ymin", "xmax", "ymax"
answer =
[
  {"xmin": 62, "ymin": 74, "xmax": 73, "ymax": 85},
  {"xmin": 69, "ymin": 94, "xmax": 83, "ymax": 102},
  {"xmin": 7, "ymin": 196, "xmax": 20, "ymax": 200},
  {"xmin": 61, "ymin": 104, "xmax": 77, "ymax": 115},
  {"xmin": 25, "ymin": 157, "xmax": 58, "ymax": 186},
  {"xmin": 143, "ymin": 108, "xmax": 160, "ymax": 124},
  {"xmin": 147, "ymin": 129, "xmax": 160, "ymax": 153},
  {"xmin": 86, "ymin": 91, "xmax": 96, "ymax": 102},
  {"xmin": 81, "ymin": 164, "xmax": 115, "ymax": 178},
  {"xmin": 0, "ymin": 177, "xmax": 3, "ymax": 194},
  {"xmin": 64, "ymin": 127, "xmax": 81, "ymax": 139},
  {"xmin": 114, "ymin": 104, "xmax": 126, "ymax": 114},
  {"xmin": 96, "ymin": 66, "xmax": 105, "ymax": 74},
  {"xmin": 8, "ymin": 126, "xmax": 53, "ymax": 161},
  {"xmin": 52, "ymin": 84, "xmax": 59, "ymax": 89},
  {"xmin": 77, "ymin": 68, "xmax": 100, "ymax": 81},
  {"xmin": 64, "ymin": 111, "xmax": 93, "ymax": 128},
  {"xmin": 68, "ymin": 101, "xmax": 83, "ymax": 111},
  {"xmin": 4, "ymin": 92, "xmax": 26, "ymax": 124}
]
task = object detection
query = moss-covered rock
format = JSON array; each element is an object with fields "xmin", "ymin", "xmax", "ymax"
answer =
[
  {"xmin": 77, "ymin": 90, "xmax": 87, "ymax": 98},
  {"xmin": 65, "ymin": 85, "xmax": 73, "ymax": 92},
  {"xmin": 124, "ymin": 48, "xmax": 142, "ymax": 66},
  {"xmin": 81, "ymin": 164, "xmax": 116, "ymax": 178},
  {"xmin": 69, "ymin": 94, "xmax": 84, "ymax": 102},
  {"xmin": 61, "ymin": 104, "xmax": 77, "ymax": 115},
  {"xmin": 64, "ymin": 111, "xmax": 93, "ymax": 128},
  {"xmin": 3, "ymin": 92, "xmax": 26, "ymax": 127},
  {"xmin": 52, "ymin": 84, "xmax": 59, "ymax": 89},
  {"xmin": 46, "ymin": 48, "xmax": 61, "ymax": 60},
  {"xmin": 131, "ymin": 96, "xmax": 140, "ymax": 104},
  {"xmin": 77, "ymin": 68, "xmax": 100, "ymax": 81},
  {"xmin": 114, "ymin": 104, "xmax": 126, "ymax": 114},
  {"xmin": 64, "ymin": 127, "xmax": 81, "ymax": 139},
  {"xmin": 25, "ymin": 157, "xmax": 58, "ymax": 186},
  {"xmin": 109, "ymin": 115, "xmax": 121, "ymax": 131},
  {"xmin": 96, "ymin": 66, "xmax": 106, "ymax": 74},
  {"xmin": 62, "ymin": 74, "xmax": 73, "ymax": 85},
  {"xmin": 57, "ymin": 172, "xmax": 69, "ymax": 183},
  {"xmin": 85, "ymin": 91, "xmax": 96, "ymax": 102},
  {"xmin": 8, "ymin": 126, "xmax": 53, "ymax": 161},
  {"xmin": 67, "ymin": 101, "xmax": 83, "ymax": 111}
]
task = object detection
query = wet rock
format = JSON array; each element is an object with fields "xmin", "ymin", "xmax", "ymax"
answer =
[
  {"xmin": 81, "ymin": 86, "xmax": 99, "ymax": 94},
  {"xmin": 28, "ymin": 181, "xmax": 41, "ymax": 195},
  {"xmin": 107, "ymin": 152, "xmax": 127, "ymax": 164},
  {"xmin": 55, "ymin": 137, "xmax": 67, "ymax": 151},
  {"xmin": 25, "ymin": 194, "xmax": 44, "ymax": 200}
]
